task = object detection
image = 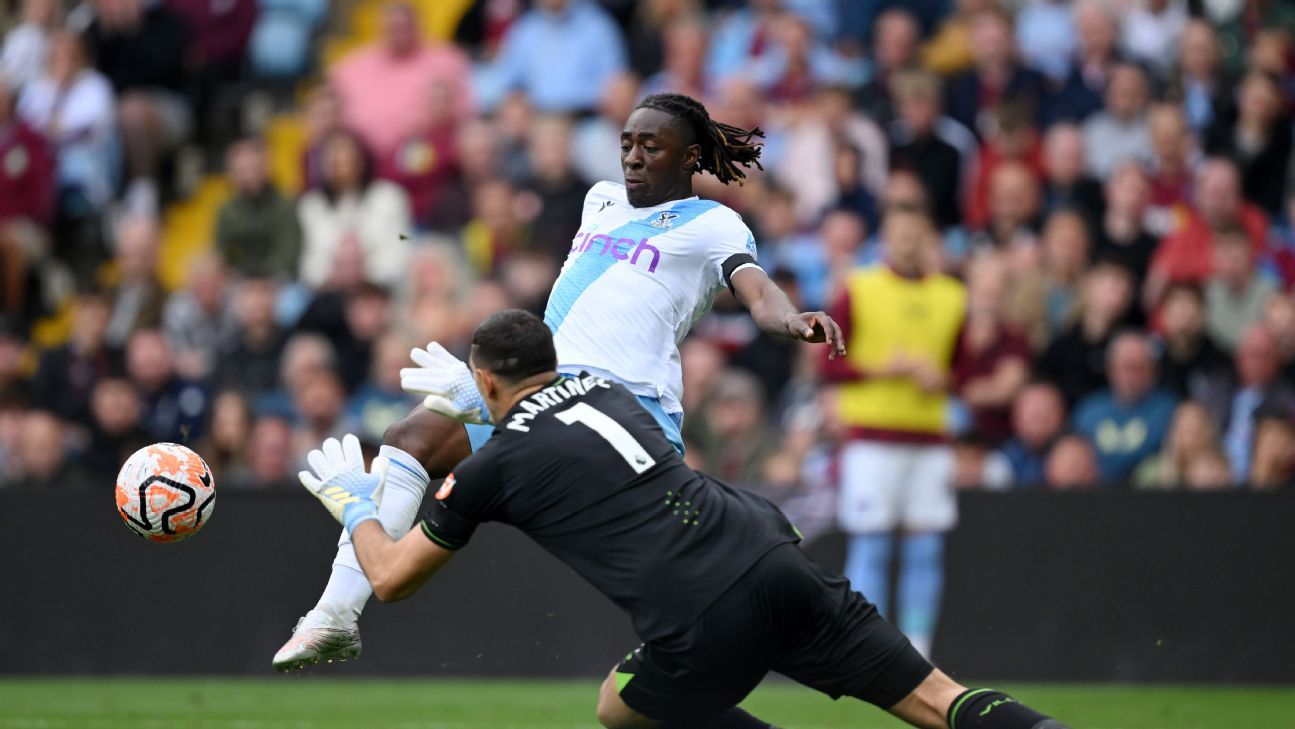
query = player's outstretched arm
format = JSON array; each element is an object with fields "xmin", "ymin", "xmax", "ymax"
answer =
[
  {"xmin": 350, "ymin": 522, "xmax": 456, "ymax": 602},
  {"xmin": 299, "ymin": 433, "xmax": 456, "ymax": 602},
  {"xmin": 730, "ymin": 266, "xmax": 846, "ymax": 359}
]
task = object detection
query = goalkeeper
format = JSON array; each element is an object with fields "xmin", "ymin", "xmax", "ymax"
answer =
[
  {"xmin": 274, "ymin": 92, "xmax": 845, "ymax": 670},
  {"xmin": 301, "ymin": 310, "xmax": 1068, "ymax": 729}
]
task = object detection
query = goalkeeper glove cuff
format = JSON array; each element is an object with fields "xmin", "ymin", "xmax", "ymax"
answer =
[{"xmin": 342, "ymin": 501, "xmax": 380, "ymax": 534}]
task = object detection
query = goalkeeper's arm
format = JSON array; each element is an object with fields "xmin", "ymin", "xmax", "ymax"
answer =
[
  {"xmin": 351, "ymin": 521, "xmax": 457, "ymax": 602},
  {"xmin": 298, "ymin": 433, "xmax": 457, "ymax": 602}
]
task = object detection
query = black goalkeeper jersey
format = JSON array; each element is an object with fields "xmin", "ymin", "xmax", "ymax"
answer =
[{"xmin": 418, "ymin": 373, "xmax": 801, "ymax": 641}]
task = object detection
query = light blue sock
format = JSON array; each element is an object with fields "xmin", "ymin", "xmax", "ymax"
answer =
[
  {"xmin": 897, "ymin": 532, "xmax": 945, "ymax": 657},
  {"xmin": 844, "ymin": 533, "xmax": 893, "ymax": 618}
]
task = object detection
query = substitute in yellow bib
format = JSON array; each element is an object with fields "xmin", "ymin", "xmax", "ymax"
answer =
[{"xmin": 821, "ymin": 204, "xmax": 967, "ymax": 660}]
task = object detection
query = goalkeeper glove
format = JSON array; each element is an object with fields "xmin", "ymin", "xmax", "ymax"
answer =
[
  {"xmin": 299, "ymin": 433, "xmax": 390, "ymax": 534},
  {"xmin": 400, "ymin": 342, "xmax": 492, "ymax": 425}
]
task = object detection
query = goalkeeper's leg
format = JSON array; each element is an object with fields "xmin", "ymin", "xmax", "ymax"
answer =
[
  {"xmin": 272, "ymin": 408, "xmax": 472, "ymax": 671},
  {"xmin": 889, "ymin": 670, "xmax": 1069, "ymax": 729}
]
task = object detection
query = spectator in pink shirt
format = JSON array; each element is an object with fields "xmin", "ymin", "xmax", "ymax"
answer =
[{"xmin": 329, "ymin": 2, "xmax": 474, "ymax": 159}]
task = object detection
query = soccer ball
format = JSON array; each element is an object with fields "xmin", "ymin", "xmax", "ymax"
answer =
[{"xmin": 115, "ymin": 443, "xmax": 216, "ymax": 543}]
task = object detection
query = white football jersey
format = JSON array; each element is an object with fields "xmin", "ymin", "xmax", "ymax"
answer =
[{"xmin": 544, "ymin": 181, "xmax": 760, "ymax": 414}]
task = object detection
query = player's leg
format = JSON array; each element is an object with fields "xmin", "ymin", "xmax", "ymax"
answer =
[
  {"xmin": 273, "ymin": 408, "xmax": 481, "ymax": 670},
  {"xmin": 888, "ymin": 670, "xmax": 1069, "ymax": 729},
  {"xmin": 601, "ymin": 556, "xmax": 789, "ymax": 729},
  {"xmin": 896, "ymin": 445, "xmax": 957, "ymax": 659},
  {"xmin": 896, "ymin": 531, "xmax": 943, "ymax": 658},
  {"xmin": 838, "ymin": 439, "xmax": 904, "ymax": 613},
  {"xmin": 771, "ymin": 544, "xmax": 1068, "ymax": 729},
  {"xmin": 596, "ymin": 667, "xmax": 658, "ymax": 729},
  {"xmin": 844, "ymin": 532, "xmax": 892, "ymax": 617},
  {"xmin": 598, "ymin": 663, "xmax": 779, "ymax": 729},
  {"xmin": 884, "ymin": 668, "xmax": 964, "ymax": 729},
  {"xmin": 596, "ymin": 667, "xmax": 775, "ymax": 729}
]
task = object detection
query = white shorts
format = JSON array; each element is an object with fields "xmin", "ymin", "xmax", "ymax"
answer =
[{"xmin": 837, "ymin": 440, "xmax": 957, "ymax": 534}]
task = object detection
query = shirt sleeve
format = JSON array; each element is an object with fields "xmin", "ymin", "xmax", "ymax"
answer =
[
  {"xmin": 708, "ymin": 209, "xmax": 761, "ymax": 292},
  {"xmin": 418, "ymin": 450, "xmax": 505, "ymax": 551}
]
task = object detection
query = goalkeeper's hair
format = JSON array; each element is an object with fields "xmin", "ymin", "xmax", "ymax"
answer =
[
  {"xmin": 471, "ymin": 309, "xmax": 557, "ymax": 383},
  {"xmin": 635, "ymin": 93, "xmax": 764, "ymax": 186}
]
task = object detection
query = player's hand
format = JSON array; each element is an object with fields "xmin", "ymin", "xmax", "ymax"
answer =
[
  {"xmin": 299, "ymin": 433, "xmax": 391, "ymax": 533},
  {"xmin": 880, "ymin": 354, "xmax": 916, "ymax": 378},
  {"xmin": 911, "ymin": 360, "xmax": 946, "ymax": 394},
  {"xmin": 786, "ymin": 312, "xmax": 847, "ymax": 359},
  {"xmin": 400, "ymin": 342, "xmax": 493, "ymax": 425}
]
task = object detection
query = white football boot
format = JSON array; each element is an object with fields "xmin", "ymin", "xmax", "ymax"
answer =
[{"xmin": 272, "ymin": 610, "xmax": 362, "ymax": 671}]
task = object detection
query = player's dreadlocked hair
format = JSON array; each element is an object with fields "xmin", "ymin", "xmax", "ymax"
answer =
[{"xmin": 636, "ymin": 93, "xmax": 764, "ymax": 186}]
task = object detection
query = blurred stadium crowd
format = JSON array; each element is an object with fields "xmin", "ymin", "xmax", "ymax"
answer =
[{"xmin": 1, "ymin": 0, "xmax": 1294, "ymax": 509}]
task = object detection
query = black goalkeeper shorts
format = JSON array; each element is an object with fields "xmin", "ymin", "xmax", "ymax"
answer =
[{"xmin": 616, "ymin": 543, "xmax": 933, "ymax": 723}]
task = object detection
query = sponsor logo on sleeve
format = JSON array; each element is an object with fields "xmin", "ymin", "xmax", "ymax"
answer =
[{"xmin": 436, "ymin": 473, "xmax": 456, "ymax": 500}]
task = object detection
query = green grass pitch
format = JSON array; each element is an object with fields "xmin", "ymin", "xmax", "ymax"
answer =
[{"xmin": 1, "ymin": 678, "xmax": 1292, "ymax": 728}]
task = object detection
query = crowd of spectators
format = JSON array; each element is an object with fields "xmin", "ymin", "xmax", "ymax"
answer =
[{"xmin": 2, "ymin": 0, "xmax": 1295, "ymax": 503}]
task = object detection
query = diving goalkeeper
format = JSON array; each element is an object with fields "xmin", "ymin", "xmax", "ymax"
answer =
[{"xmin": 300, "ymin": 309, "xmax": 1069, "ymax": 729}]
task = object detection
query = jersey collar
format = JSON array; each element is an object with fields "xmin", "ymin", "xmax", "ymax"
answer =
[{"xmin": 628, "ymin": 194, "xmax": 700, "ymax": 210}]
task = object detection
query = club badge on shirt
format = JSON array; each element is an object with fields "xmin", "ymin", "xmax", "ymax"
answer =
[{"xmin": 649, "ymin": 211, "xmax": 679, "ymax": 229}]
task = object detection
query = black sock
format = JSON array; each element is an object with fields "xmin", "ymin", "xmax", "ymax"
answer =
[
  {"xmin": 661, "ymin": 707, "xmax": 774, "ymax": 729},
  {"xmin": 948, "ymin": 689, "xmax": 1069, "ymax": 729}
]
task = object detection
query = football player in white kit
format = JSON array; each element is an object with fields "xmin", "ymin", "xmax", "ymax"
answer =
[{"xmin": 273, "ymin": 93, "xmax": 847, "ymax": 670}]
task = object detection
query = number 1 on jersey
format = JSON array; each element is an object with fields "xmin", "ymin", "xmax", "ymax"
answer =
[{"xmin": 554, "ymin": 402, "xmax": 657, "ymax": 474}]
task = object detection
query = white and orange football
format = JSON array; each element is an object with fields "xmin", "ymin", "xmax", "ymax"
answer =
[{"xmin": 115, "ymin": 443, "xmax": 216, "ymax": 543}]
